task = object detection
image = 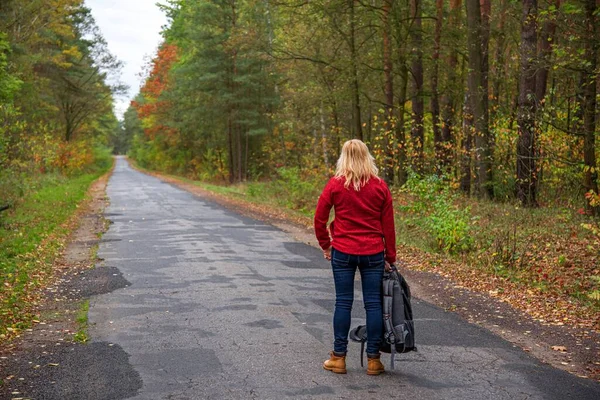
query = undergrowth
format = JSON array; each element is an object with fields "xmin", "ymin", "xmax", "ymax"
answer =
[
  {"xmin": 0, "ymin": 148, "xmax": 112, "ymax": 339},
  {"xmin": 395, "ymin": 175, "xmax": 599, "ymax": 314}
]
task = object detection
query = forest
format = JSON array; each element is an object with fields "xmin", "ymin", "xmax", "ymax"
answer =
[
  {"xmin": 121, "ymin": 0, "xmax": 600, "ymax": 327},
  {"xmin": 0, "ymin": 0, "xmax": 120, "ymax": 333},
  {"xmin": 0, "ymin": 0, "xmax": 121, "ymax": 203},
  {"xmin": 0, "ymin": 0, "xmax": 599, "ymax": 335},
  {"xmin": 124, "ymin": 0, "xmax": 599, "ymax": 210}
]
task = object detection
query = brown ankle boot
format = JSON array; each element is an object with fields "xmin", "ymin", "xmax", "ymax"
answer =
[
  {"xmin": 323, "ymin": 351, "xmax": 347, "ymax": 374},
  {"xmin": 367, "ymin": 354, "xmax": 385, "ymax": 375}
]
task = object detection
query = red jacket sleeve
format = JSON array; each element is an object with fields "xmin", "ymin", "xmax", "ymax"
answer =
[
  {"xmin": 381, "ymin": 183, "xmax": 397, "ymax": 264},
  {"xmin": 314, "ymin": 180, "xmax": 333, "ymax": 250}
]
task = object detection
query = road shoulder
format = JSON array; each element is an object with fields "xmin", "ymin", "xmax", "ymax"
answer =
[{"xmin": 0, "ymin": 167, "xmax": 142, "ymax": 399}]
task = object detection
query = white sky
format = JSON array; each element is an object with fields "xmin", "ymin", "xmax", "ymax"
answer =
[{"xmin": 86, "ymin": 0, "xmax": 168, "ymax": 119}]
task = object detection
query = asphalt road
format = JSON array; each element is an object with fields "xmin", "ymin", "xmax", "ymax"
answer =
[{"xmin": 78, "ymin": 157, "xmax": 599, "ymax": 399}]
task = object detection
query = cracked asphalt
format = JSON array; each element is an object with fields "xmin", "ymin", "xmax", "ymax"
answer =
[{"xmin": 81, "ymin": 157, "xmax": 600, "ymax": 399}]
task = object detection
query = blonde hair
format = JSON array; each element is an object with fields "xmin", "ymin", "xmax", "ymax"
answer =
[{"xmin": 334, "ymin": 139, "xmax": 379, "ymax": 191}]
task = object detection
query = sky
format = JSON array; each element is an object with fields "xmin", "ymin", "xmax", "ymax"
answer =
[{"xmin": 86, "ymin": 0, "xmax": 168, "ymax": 119}]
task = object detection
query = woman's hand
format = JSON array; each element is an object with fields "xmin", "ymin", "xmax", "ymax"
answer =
[
  {"xmin": 384, "ymin": 261, "xmax": 392, "ymax": 272},
  {"xmin": 323, "ymin": 247, "xmax": 332, "ymax": 260}
]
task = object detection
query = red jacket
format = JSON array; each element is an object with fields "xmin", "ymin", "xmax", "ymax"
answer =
[{"xmin": 314, "ymin": 176, "xmax": 397, "ymax": 264}]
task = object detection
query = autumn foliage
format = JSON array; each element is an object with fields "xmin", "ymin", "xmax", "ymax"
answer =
[
  {"xmin": 0, "ymin": 0, "xmax": 120, "ymax": 339},
  {"xmin": 133, "ymin": 43, "xmax": 179, "ymax": 141}
]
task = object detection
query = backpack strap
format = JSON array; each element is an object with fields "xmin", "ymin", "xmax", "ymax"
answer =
[
  {"xmin": 388, "ymin": 265, "xmax": 402, "ymax": 370},
  {"xmin": 383, "ymin": 276, "xmax": 396, "ymax": 345},
  {"xmin": 390, "ymin": 339, "xmax": 396, "ymax": 370},
  {"xmin": 383, "ymin": 273, "xmax": 398, "ymax": 370},
  {"xmin": 360, "ymin": 341, "xmax": 365, "ymax": 368}
]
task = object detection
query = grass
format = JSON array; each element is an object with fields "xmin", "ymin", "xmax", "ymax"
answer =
[
  {"xmin": 0, "ymin": 153, "xmax": 112, "ymax": 339},
  {"xmin": 395, "ymin": 189, "xmax": 600, "ymax": 327},
  {"xmin": 461, "ymin": 197, "xmax": 596, "ymax": 299},
  {"xmin": 73, "ymin": 300, "xmax": 90, "ymax": 343},
  {"xmin": 132, "ymin": 161, "xmax": 323, "ymax": 220}
]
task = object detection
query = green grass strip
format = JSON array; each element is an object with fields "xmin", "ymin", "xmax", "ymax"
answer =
[
  {"xmin": 0, "ymin": 164, "xmax": 111, "ymax": 338},
  {"xmin": 73, "ymin": 299, "xmax": 90, "ymax": 343}
]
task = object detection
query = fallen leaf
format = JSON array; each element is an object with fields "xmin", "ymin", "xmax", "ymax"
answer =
[{"xmin": 551, "ymin": 346, "xmax": 567, "ymax": 352}]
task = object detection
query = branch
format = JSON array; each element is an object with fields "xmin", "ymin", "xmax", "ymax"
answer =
[
  {"xmin": 269, "ymin": 49, "xmax": 341, "ymax": 71},
  {"xmin": 540, "ymin": 149, "xmax": 582, "ymax": 167},
  {"xmin": 540, "ymin": 117, "xmax": 585, "ymax": 137}
]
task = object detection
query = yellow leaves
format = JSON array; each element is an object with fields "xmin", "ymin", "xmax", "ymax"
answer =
[
  {"xmin": 582, "ymin": 165, "xmax": 596, "ymax": 174},
  {"xmin": 551, "ymin": 345, "xmax": 567, "ymax": 352},
  {"xmin": 587, "ymin": 290, "xmax": 600, "ymax": 301},
  {"xmin": 51, "ymin": 53, "xmax": 72, "ymax": 69},
  {"xmin": 62, "ymin": 45, "xmax": 82, "ymax": 60}
]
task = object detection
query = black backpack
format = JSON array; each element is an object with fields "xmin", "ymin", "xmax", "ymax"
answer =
[{"xmin": 349, "ymin": 264, "xmax": 416, "ymax": 370}]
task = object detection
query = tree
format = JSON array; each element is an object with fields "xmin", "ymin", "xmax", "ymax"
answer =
[
  {"xmin": 431, "ymin": 0, "xmax": 443, "ymax": 172},
  {"xmin": 0, "ymin": 0, "xmax": 120, "ymax": 176},
  {"xmin": 114, "ymin": 102, "xmax": 143, "ymax": 155},
  {"xmin": 439, "ymin": 0, "xmax": 461, "ymax": 171},
  {"xmin": 409, "ymin": 0, "xmax": 424, "ymax": 172},
  {"xmin": 382, "ymin": 0, "xmax": 394, "ymax": 185},
  {"xmin": 465, "ymin": 0, "xmax": 493, "ymax": 198},
  {"xmin": 582, "ymin": 0, "xmax": 598, "ymax": 214},
  {"xmin": 133, "ymin": 0, "xmax": 278, "ymax": 182},
  {"xmin": 0, "ymin": 32, "xmax": 22, "ymax": 171},
  {"xmin": 349, "ymin": 0, "xmax": 363, "ymax": 141},
  {"xmin": 392, "ymin": 0, "xmax": 411, "ymax": 185},
  {"xmin": 516, "ymin": 0, "xmax": 538, "ymax": 207},
  {"xmin": 44, "ymin": 5, "xmax": 125, "ymax": 141},
  {"xmin": 535, "ymin": 0, "xmax": 560, "ymax": 107},
  {"xmin": 0, "ymin": 33, "xmax": 21, "ymax": 104}
]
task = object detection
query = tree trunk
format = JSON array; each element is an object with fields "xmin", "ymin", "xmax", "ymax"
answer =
[
  {"xmin": 480, "ymin": 0, "xmax": 490, "ymax": 101},
  {"xmin": 465, "ymin": 0, "xmax": 493, "ymax": 198},
  {"xmin": 349, "ymin": 0, "xmax": 363, "ymax": 140},
  {"xmin": 230, "ymin": 0, "xmax": 242, "ymax": 182},
  {"xmin": 461, "ymin": 90, "xmax": 473, "ymax": 194},
  {"xmin": 533, "ymin": 0, "xmax": 559, "ymax": 197},
  {"xmin": 65, "ymin": 116, "xmax": 73, "ymax": 142},
  {"xmin": 396, "ymin": 62, "xmax": 409, "ymax": 186},
  {"xmin": 440, "ymin": 0, "xmax": 461, "ymax": 172},
  {"xmin": 320, "ymin": 102, "xmax": 329, "ymax": 167},
  {"xmin": 227, "ymin": 114, "xmax": 234, "ymax": 183},
  {"xmin": 535, "ymin": 0, "xmax": 559, "ymax": 107},
  {"xmin": 382, "ymin": 0, "xmax": 394, "ymax": 185},
  {"xmin": 582, "ymin": 0, "xmax": 599, "ymax": 214},
  {"xmin": 516, "ymin": 0, "xmax": 538, "ymax": 207},
  {"xmin": 431, "ymin": 0, "xmax": 443, "ymax": 173},
  {"xmin": 410, "ymin": 0, "xmax": 424, "ymax": 173},
  {"xmin": 491, "ymin": 0, "xmax": 508, "ymax": 113},
  {"xmin": 480, "ymin": 0, "xmax": 492, "ymax": 153}
]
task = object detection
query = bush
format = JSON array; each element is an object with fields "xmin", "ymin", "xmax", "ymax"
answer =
[
  {"xmin": 401, "ymin": 172, "xmax": 473, "ymax": 254},
  {"xmin": 275, "ymin": 167, "xmax": 319, "ymax": 211},
  {"xmin": 243, "ymin": 167, "xmax": 324, "ymax": 215}
]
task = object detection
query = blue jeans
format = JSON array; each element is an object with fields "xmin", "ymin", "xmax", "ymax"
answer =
[{"xmin": 331, "ymin": 248, "xmax": 384, "ymax": 355}]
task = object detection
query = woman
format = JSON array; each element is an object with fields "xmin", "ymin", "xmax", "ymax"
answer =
[{"xmin": 314, "ymin": 139, "xmax": 396, "ymax": 375}]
